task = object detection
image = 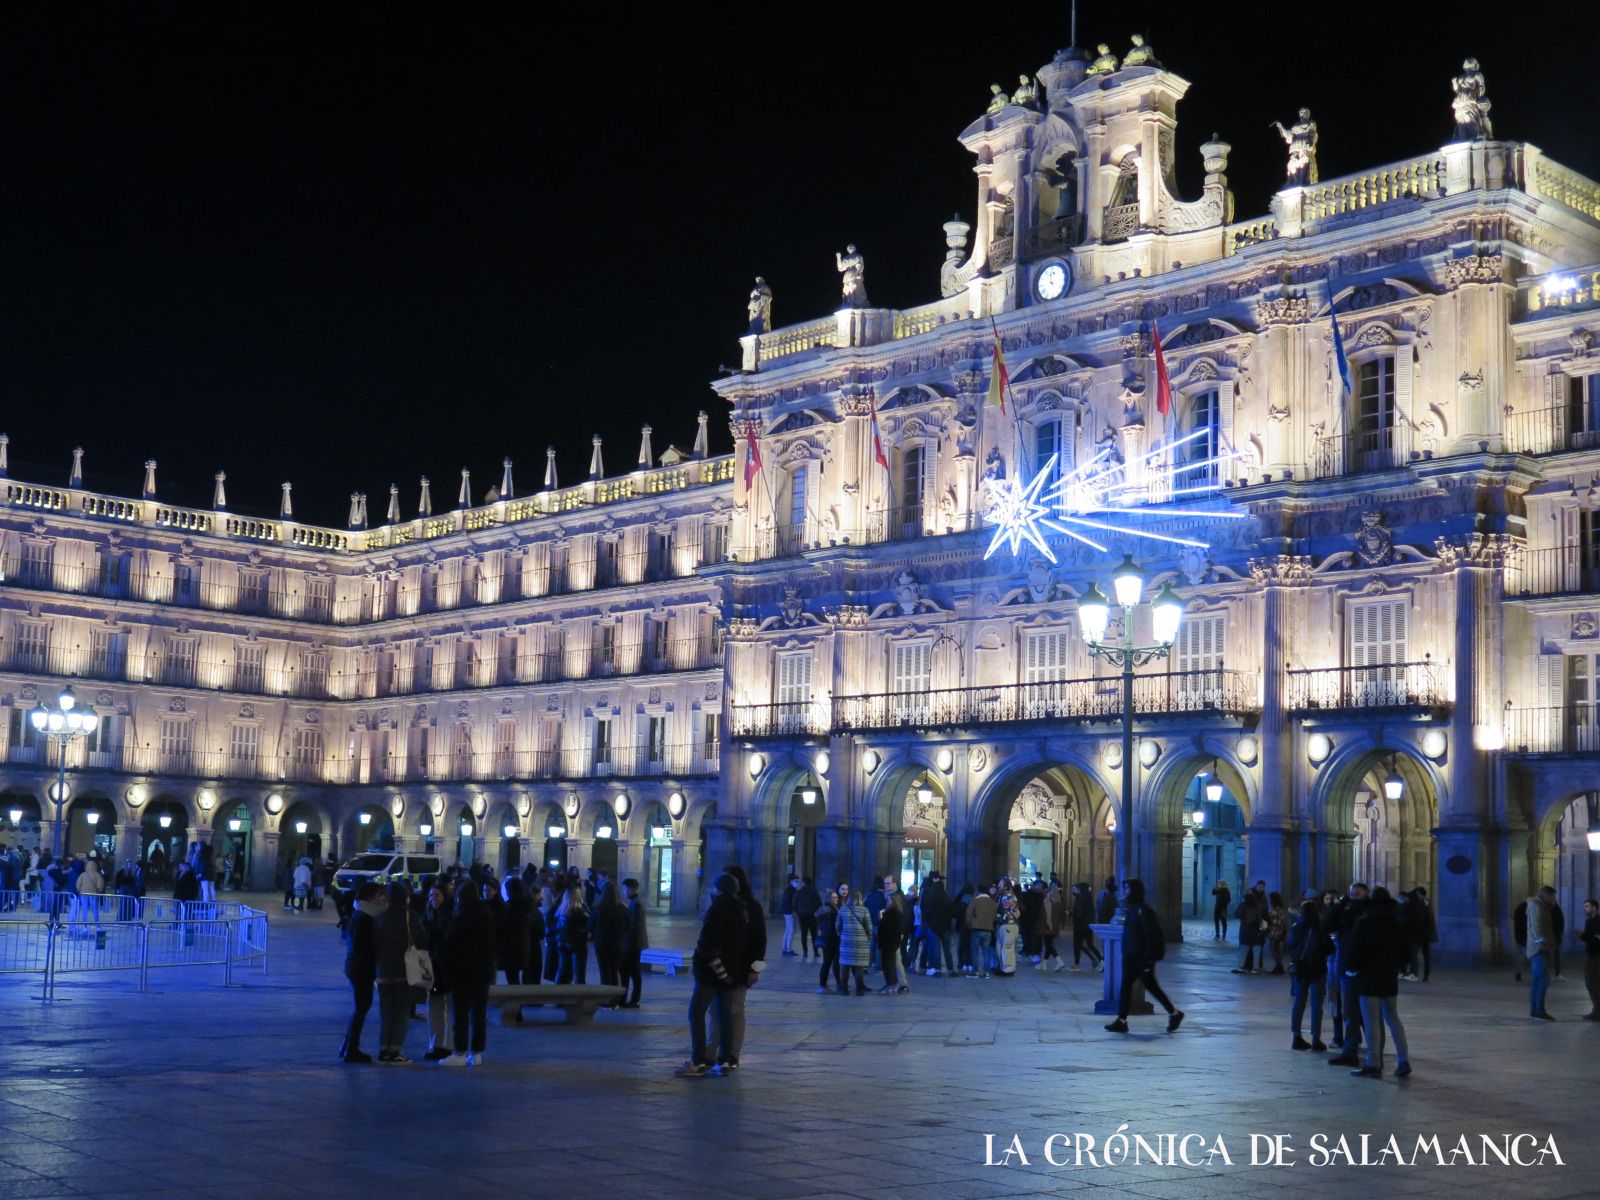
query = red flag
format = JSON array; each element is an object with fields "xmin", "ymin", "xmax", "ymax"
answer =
[
  {"xmin": 743, "ymin": 411, "xmax": 763, "ymax": 488},
  {"xmin": 868, "ymin": 387, "xmax": 890, "ymax": 476},
  {"xmin": 1152, "ymin": 321, "xmax": 1171, "ymax": 418}
]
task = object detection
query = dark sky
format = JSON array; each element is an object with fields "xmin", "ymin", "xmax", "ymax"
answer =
[{"xmin": 3, "ymin": 2, "xmax": 1598, "ymax": 525}]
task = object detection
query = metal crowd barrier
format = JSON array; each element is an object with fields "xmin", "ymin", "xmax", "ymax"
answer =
[{"xmin": 0, "ymin": 889, "xmax": 270, "ymax": 1001}]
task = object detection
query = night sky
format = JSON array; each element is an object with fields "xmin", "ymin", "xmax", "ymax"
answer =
[{"xmin": 3, "ymin": 3, "xmax": 1598, "ymax": 525}]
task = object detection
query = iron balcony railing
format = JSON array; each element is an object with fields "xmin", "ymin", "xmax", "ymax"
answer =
[
  {"xmin": 831, "ymin": 668, "xmax": 1257, "ymax": 734},
  {"xmin": 1312, "ymin": 423, "xmax": 1415, "ymax": 479},
  {"xmin": 1502, "ymin": 404, "xmax": 1600, "ymax": 456},
  {"xmin": 1505, "ymin": 706, "xmax": 1600, "ymax": 755},
  {"xmin": 1285, "ymin": 660, "xmax": 1443, "ymax": 710},
  {"xmin": 729, "ymin": 701, "xmax": 830, "ymax": 739}
]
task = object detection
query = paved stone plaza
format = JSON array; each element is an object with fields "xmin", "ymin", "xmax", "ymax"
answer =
[{"xmin": 1, "ymin": 901, "xmax": 1595, "ymax": 1200}]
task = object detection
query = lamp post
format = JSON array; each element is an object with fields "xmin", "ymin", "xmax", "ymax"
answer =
[
  {"xmin": 29, "ymin": 686, "xmax": 100, "ymax": 856},
  {"xmin": 1078, "ymin": 556, "xmax": 1183, "ymax": 913}
]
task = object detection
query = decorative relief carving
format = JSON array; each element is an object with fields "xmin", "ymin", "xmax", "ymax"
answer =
[
  {"xmin": 1248, "ymin": 555, "xmax": 1314, "ymax": 585},
  {"xmin": 1442, "ymin": 254, "xmax": 1503, "ymax": 288},
  {"xmin": 1256, "ymin": 294, "xmax": 1311, "ymax": 326},
  {"xmin": 1573, "ymin": 613, "xmax": 1598, "ymax": 640},
  {"xmin": 1434, "ymin": 532, "xmax": 1514, "ymax": 567},
  {"xmin": 1354, "ymin": 512, "xmax": 1394, "ymax": 566}
]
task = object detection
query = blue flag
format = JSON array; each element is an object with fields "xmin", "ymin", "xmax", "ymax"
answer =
[{"xmin": 1330, "ymin": 306, "xmax": 1352, "ymax": 394}]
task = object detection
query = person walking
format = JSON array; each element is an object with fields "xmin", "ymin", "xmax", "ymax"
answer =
[
  {"xmin": 780, "ymin": 876, "xmax": 798, "ymax": 957},
  {"xmin": 373, "ymin": 881, "xmax": 425, "ymax": 1064},
  {"xmin": 620, "ymin": 877, "xmax": 649, "ymax": 1007},
  {"xmin": 794, "ymin": 876, "xmax": 821, "ymax": 960},
  {"xmin": 677, "ymin": 873, "xmax": 747, "ymax": 1077},
  {"xmin": 1040, "ymin": 881, "xmax": 1065, "ymax": 971},
  {"xmin": 837, "ymin": 883, "xmax": 873, "ymax": 996},
  {"xmin": 1103, "ymin": 879, "xmax": 1183, "ymax": 1035},
  {"xmin": 292, "ymin": 858, "xmax": 312, "ymax": 912},
  {"xmin": 1212, "ymin": 880, "xmax": 1232, "ymax": 939},
  {"xmin": 1402, "ymin": 886, "xmax": 1437, "ymax": 981},
  {"xmin": 440, "ymin": 881, "xmax": 495, "ymax": 1066},
  {"xmin": 1287, "ymin": 899, "xmax": 1330, "ymax": 1051},
  {"xmin": 1233, "ymin": 882, "xmax": 1268, "ymax": 974},
  {"xmin": 1526, "ymin": 886, "xmax": 1557, "ymax": 1020},
  {"xmin": 815, "ymin": 888, "xmax": 844, "ymax": 994},
  {"xmin": 1019, "ymin": 880, "xmax": 1045, "ymax": 964},
  {"xmin": 338, "ymin": 882, "xmax": 384, "ymax": 1063},
  {"xmin": 877, "ymin": 879, "xmax": 908, "ymax": 994},
  {"xmin": 1579, "ymin": 897, "xmax": 1600, "ymax": 1020},
  {"xmin": 1345, "ymin": 886, "xmax": 1411, "ymax": 1078},
  {"xmin": 1265, "ymin": 891, "xmax": 1290, "ymax": 975},
  {"xmin": 1070, "ymin": 882, "xmax": 1103, "ymax": 971}
]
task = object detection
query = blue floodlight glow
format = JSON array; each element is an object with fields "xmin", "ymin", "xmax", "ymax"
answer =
[{"xmin": 981, "ymin": 430, "xmax": 1251, "ymax": 563}]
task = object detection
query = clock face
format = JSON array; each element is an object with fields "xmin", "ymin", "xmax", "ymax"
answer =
[{"xmin": 1036, "ymin": 262, "xmax": 1068, "ymax": 301}]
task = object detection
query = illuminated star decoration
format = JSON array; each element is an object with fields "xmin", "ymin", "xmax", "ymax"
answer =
[{"xmin": 981, "ymin": 428, "xmax": 1251, "ymax": 562}]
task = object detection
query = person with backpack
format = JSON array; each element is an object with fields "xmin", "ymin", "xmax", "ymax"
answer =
[
  {"xmin": 1286, "ymin": 898, "xmax": 1331, "ymax": 1051},
  {"xmin": 1103, "ymin": 879, "xmax": 1184, "ymax": 1035},
  {"xmin": 1343, "ymin": 886, "xmax": 1411, "ymax": 1077}
]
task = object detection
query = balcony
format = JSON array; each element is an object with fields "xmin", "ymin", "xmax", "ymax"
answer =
[
  {"xmin": 1312, "ymin": 424, "xmax": 1415, "ymax": 479},
  {"xmin": 1505, "ymin": 706, "xmax": 1600, "ymax": 754},
  {"xmin": 1502, "ymin": 405, "xmax": 1600, "ymax": 456},
  {"xmin": 1285, "ymin": 660, "xmax": 1444, "ymax": 711},
  {"xmin": 831, "ymin": 669, "xmax": 1257, "ymax": 734},
  {"xmin": 730, "ymin": 701, "xmax": 830, "ymax": 739},
  {"xmin": 1505, "ymin": 546, "xmax": 1600, "ymax": 598}
]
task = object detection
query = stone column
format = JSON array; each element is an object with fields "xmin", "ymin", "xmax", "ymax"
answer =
[
  {"xmin": 1442, "ymin": 253, "xmax": 1511, "ymax": 452},
  {"xmin": 1090, "ymin": 920, "xmax": 1152, "ymax": 1016},
  {"xmin": 1253, "ymin": 293, "xmax": 1311, "ymax": 474},
  {"xmin": 1248, "ymin": 555, "xmax": 1312, "ymax": 895}
]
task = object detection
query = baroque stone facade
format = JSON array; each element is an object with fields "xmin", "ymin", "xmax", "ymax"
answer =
[{"xmin": 6, "ymin": 41, "xmax": 1600, "ymax": 951}]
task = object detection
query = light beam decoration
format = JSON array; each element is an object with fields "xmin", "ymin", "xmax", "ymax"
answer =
[{"xmin": 981, "ymin": 428, "xmax": 1250, "ymax": 563}]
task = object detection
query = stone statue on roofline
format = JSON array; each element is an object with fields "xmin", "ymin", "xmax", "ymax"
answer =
[
  {"xmin": 747, "ymin": 276, "xmax": 773, "ymax": 333},
  {"xmin": 1272, "ymin": 107, "xmax": 1319, "ymax": 187},
  {"xmin": 1086, "ymin": 44, "xmax": 1118, "ymax": 75},
  {"xmin": 987, "ymin": 83, "xmax": 1009, "ymax": 114},
  {"xmin": 835, "ymin": 244, "xmax": 869, "ymax": 308},
  {"xmin": 1122, "ymin": 34, "xmax": 1159, "ymax": 68},
  {"xmin": 1451, "ymin": 57, "xmax": 1493, "ymax": 141},
  {"xmin": 1010, "ymin": 74, "xmax": 1038, "ymax": 108}
]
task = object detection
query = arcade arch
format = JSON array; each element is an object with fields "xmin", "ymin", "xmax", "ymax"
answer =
[{"xmin": 1316, "ymin": 748, "xmax": 1438, "ymax": 900}]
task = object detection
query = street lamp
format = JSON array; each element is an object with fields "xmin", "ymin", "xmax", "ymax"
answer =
[
  {"xmin": 29, "ymin": 686, "xmax": 99, "ymax": 855},
  {"xmin": 1204, "ymin": 761, "xmax": 1224, "ymax": 804},
  {"xmin": 1080, "ymin": 557, "xmax": 1183, "ymax": 916},
  {"xmin": 1382, "ymin": 758, "xmax": 1405, "ymax": 802}
]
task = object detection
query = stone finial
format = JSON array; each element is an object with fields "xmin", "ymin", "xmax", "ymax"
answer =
[
  {"xmin": 213, "ymin": 471, "xmax": 228, "ymax": 509},
  {"xmin": 69, "ymin": 447, "xmax": 84, "ymax": 488},
  {"xmin": 543, "ymin": 447, "xmax": 558, "ymax": 491},
  {"xmin": 348, "ymin": 492, "xmax": 365, "ymax": 529},
  {"xmin": 279, "ymin": 482, "xmax": 293, "ymax": 518},
  {"xmin": 589, "ymin": 435, "xmax": 604, "ymax": 480},
  {"xmin": 142, "ymin": 460, "xmax": 158, "ymax": 499},
  {"xmin": 638, "ymin": 424, "xmax": 654, "ymax": 469},
  {"xmin": 458, "ymin": 468, "xmax": 472, "ymax": 509},
  {"xmin": 693, "ymin": 412, "xmax": 709, "ymax": 460},
  {"xmin": 386, "ymin": 484, "xmax": 401, "ymax": 524},
  {"xmin": 418, "ymin": 476, "xmax": 433, "ymax": 518},
  {"xmin": 500, "ymin": 457, "xmax": 514, "ymax": 499}
]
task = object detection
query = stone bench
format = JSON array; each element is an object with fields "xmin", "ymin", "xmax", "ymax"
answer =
[
  {"xmin": 640, "ymin": 948, "xmax": 688, "ymax": 976},
  {"xmin": 488, "ymin": 983, "xmax": 625, "ymax": 1026}
]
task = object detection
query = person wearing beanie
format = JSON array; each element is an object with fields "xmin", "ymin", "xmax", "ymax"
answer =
[{"xmin": 1104, "ymin": 879, "xmax": 1184, "ymax": 1035}]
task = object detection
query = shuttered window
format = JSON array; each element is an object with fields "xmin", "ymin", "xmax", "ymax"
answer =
[
  {"xmin": 890, "ymin": 641, "xmax": 932, "ymax": 723},
  {"xmin": 1023, "ymin": 629, "xmax": 1072, "ymax": 716},
  {"xmin": 1348, "ymin": 597, "xmax": 1408, "ymax": 703},
  {"xmin": 776, "ymin": 651, "xmax": 813, "ymax": 732}
]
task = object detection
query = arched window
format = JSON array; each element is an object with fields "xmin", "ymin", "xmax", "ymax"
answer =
[
  {"xmin": 896, "ymin": 445, "xmax": 927, "ymax": 539},
  {"xmin": 1033, "ymin": 415, "xmax": 1067, "ymax": 494}
]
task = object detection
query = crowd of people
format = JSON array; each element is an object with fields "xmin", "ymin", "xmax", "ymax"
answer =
[{"xmin": 337, "ymin": 862, "xmax": 649, "ymax": 1065}]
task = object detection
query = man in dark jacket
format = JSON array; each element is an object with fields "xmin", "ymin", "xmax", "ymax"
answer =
[
  {"xmin": 864, "ymin": 879, "xmax": 887, "ymax": 971},
  {"xmin": 1104, "ymin": 879, "xmax": 1183, "ymax": 1035},
  {"xmin": 1287, "ymin": 899, "xmax": 1331, "ymax": 1050},
  {"xmin": 442, "ymin": 883, "xmax": 496, "ymax": 1065},
  {"xmin": 1211, "ymin": 881, "xmax": 1232, "ymax": 939},
  {"xmin": 718, "ymin": 865, "xmax": 768, "ymax": 1070},
  {"xmin": 919, "ymin": 872, "xmax": 951, "ymax": 976},
  {"xmin": 678, "ymin": 873, "xmax": 747, "ymax": 1077},
  {"xmin": 1095, "ymin": 876, "xmax": 1118, "ymax": 924},
  {"xmin": 794, "ymin": 876, "xmax": 821, "ymax": 960},
  {"xmin": 1071, "ymin": 883, "xmax": 1103, "ymax": 970},
  {"xmin": 339, "ymin": 882, "xmax": 385, "ymax": 1063},
  {"xmin": 877, "ymin": 883, "xmax": 907, "ymax": 993},
  {"xmin": 1326, "ymin": 883, "xmax": 1370, "ymax": 1066},
  {"xmin": 620, "ymin": 878, "xmax": 649, "ymax": 1007}
]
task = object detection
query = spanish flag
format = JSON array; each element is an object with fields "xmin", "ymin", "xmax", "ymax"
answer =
[
  {"xmin": 743, "ymin": 410, "xmax": 763, "ymax": 489},
  {"xmin": 1152, "ymin": 321, "xmax": 1172, "ymax": 418},
  {"xmin": 868, "ymin": 387, "xmax": 890, "ymax": 477},
  {"xmin": 987, "ymin": 318, "xmax": 1009, "ymax": 414}
]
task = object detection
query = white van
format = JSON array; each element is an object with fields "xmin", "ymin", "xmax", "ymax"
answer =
[{"xmin": 331, "ymin": 852, "xmax": 444, "ymax": 895}]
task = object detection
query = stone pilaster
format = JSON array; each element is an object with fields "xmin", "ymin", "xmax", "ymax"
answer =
[{"xmin": 1247, "ymin": 554, "xmax": 1313, "ymax": 895}]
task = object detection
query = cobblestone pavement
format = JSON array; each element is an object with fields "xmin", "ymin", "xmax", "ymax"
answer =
[{"xmin": 0, "ymin": 898, "xmax": 1595, "ymax": 1200}]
